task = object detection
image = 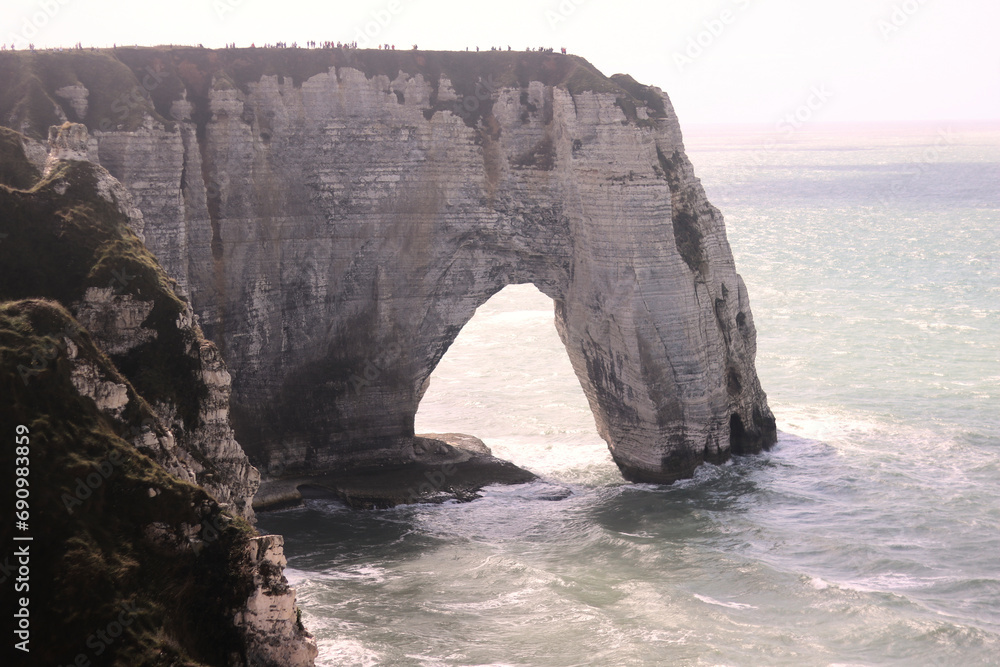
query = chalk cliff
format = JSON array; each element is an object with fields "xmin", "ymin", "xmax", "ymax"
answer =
[{"xmin": 0, "ymin": 47, "xmax": 775, "ymax": 488}]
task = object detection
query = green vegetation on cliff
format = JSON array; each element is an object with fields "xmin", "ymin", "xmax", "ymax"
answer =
[
  {"xmin": 0, "ymin": 128, "xmax": 267, "ymax": 665},
  {"xmin": 0, "ymin": 125, "xmax": 203, "ymax": 429},
  {"xmin": 0, "ymin": 50, "xmax": 159, "ymax": 138},
  {"xmin": 0, "ymin": 127, "xmax": 40, "ymax": 188},
  {"xmin": 0, "ymin": 300, "xmax": 256, "ymax": 666}
]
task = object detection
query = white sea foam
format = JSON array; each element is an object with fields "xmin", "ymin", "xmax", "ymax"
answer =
[
  {"xmin": 692, "ymin": 594, "xmax": 758, "ymax": 610},
  {"xmin": 317, "ymin": 638, "xmax": 382, "ymax": 667},
  {"xmin": 839, "ymin": 573, "xmax": 947, "ymax": 593},
  {"xmin": 809, "ymin": 577, "xmax": 831, "ymax": 590},
  {"xmin": 320, "ymin": 564, "xmax": 388, "ymax": 583}
]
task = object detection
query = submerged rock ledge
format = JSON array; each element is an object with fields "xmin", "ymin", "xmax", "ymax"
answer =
[{"xmin": 255, "ymin": 433, "xmax": 537, "ymax": 511}]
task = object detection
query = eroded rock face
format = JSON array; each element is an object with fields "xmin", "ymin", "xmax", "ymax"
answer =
[
  {"xmin": 236, "ymin": 535, "xmax": 318, "ymax": 667},
  {"xmin": 254, "ymin": 432, "xmax": 537, "ymax": 511},
  {"xmin": 70, "ymin": 261, "xmax": 260, "ymax": 521},
  {"xmin": 5, "ymin": 49, "xmax": 775, "ymax": 485},
  {"xmin": 0, "ymin": 300, "xmax": 305, "ymax": 665},
  {"xmin": 28, "ymin": 123, "xmax": 261, "ymax": 521}
]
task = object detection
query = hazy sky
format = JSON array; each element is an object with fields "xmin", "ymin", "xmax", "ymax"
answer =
[{"xmin": 3, "ymin": 0, "xmax": 998, "ymax": 126}]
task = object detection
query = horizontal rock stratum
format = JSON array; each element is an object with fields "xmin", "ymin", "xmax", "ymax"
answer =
[{"xmin": 0, "ymin": 47, "xmax": 776, "ymax": 486}]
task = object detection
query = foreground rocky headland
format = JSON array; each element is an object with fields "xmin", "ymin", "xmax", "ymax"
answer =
[{"xmin": 0, "ymin": 124, "xmax": 315, "ymax": 665}]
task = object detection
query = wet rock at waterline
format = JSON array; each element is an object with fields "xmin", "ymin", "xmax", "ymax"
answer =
[{"xmin": 255, "ymin": 433, "xmax": 538, "ymax": 510}]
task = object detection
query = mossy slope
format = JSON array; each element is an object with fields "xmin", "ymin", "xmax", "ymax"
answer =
[
  {"xmin": 0, "ymin": 129, "xmax": 272, "ymax": 665},
  {"xmin": 0, "ymin": 125, "xmax": 203, "ymax": 429},
  {"xmin": 0, "ymin": 50, "xmax": 159, "ymax": 139},
  {"xmin": 0, "ymin": 300, "xmax": 255, "ymax": 666}
]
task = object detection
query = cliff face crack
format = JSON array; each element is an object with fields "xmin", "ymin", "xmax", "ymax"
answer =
[
  {"xmin": 11, "ymin": 49, "xmax": 776, "ymax": 485},
  {"xmin": 657, "ymin": 146, "xmax": 705, "ymax": 273}
]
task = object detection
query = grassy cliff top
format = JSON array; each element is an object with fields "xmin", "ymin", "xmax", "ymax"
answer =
[{"xmin": 0, "ymin": 47, "xmax": 669, "ymax": 139}]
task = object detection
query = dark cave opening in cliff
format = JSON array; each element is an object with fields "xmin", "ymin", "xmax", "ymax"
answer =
[{"xmin": 414, "ymin": 284, "xmax": 613, "ymax": 479}]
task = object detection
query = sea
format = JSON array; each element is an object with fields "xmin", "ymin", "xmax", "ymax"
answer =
[{"xmin": 257, "ymin": 122, "xmax": 1000, "ymax": 666}]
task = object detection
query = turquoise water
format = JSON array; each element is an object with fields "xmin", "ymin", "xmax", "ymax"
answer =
[{"xmin": 258, "ymin": 124, "xmax": 1000, "ymax": 666}]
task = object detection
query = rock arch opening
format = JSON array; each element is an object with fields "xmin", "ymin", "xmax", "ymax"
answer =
[{"xmin": 414, "ymin": 284, "xmax": 613, "ymax": 479}]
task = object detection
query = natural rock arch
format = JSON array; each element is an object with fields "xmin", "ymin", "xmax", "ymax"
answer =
[
  {"xmin": 4, "ymin": 48, "xmax": 776, "ymax": 485},
  {"xmin": 275, "ymin": 173, "xmax": 773, "ymax": 486}
]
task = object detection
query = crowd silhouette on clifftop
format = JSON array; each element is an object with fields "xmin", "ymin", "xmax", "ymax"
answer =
[{"xmin": 1, "ymin": 41, "xmax": 570, "ymax": 54}]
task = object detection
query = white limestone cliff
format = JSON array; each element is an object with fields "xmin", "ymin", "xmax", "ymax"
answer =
[
  {"xmin": 11, "ymin": 49, "xmax": 775, "ymax": 488},
  {"xmin": 236, "ymin": 535, "xmax": 319, "ymax": 667}
]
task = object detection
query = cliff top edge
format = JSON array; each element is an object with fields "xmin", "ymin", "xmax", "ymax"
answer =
[{"xmin": 0, "ymin": 46, "xmax": 669, "ymax": 139}]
